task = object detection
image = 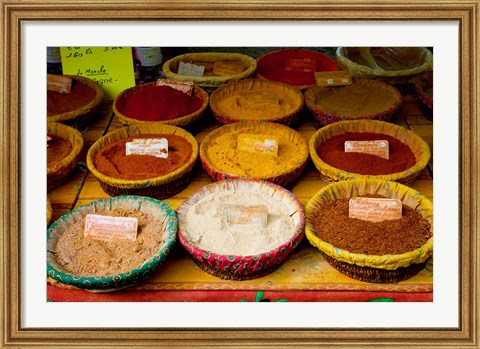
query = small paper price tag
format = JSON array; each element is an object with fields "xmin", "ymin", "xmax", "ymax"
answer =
[
  {"xmin": 156, "ymin": 79, "xmax": 194, "ymax": 95},
  {"xmin": 349, "ymin": 197, "xmax": 402, "ymax": 223},
  {"xmin": 284, "ymin": 57, "xmax": 317, "ymax": 72},
  {"xmin": 344, "ymin": 140, "xmax": 389, "ymax": 160},
  {"xmin": 237, "ymin": 134, "xmax": 279, "ymax": 156},
  {"xmin": 84, "ymin": 214, "xmax": 138, "ymax": 242},
  {"xmin": 125, "ymin": 138, "xmax": 168, "ymax": 158},
  {"xmin": 314, "ymin": 71, "xmax": 352, "ymax": 86},
  {"xmin": 212, "ymin": 60, "xmax": 245, "ymax": 76},
  {"xmin": 220, "ymin": 205, "xmax": 268, "ymax": 226},
  {"xmin": 47, "ymin": 74, "xmax": 72, "ymax": 93},
  {"xmin": 178, "ymin": 62, "xmax": 205, "ymax": 77}
]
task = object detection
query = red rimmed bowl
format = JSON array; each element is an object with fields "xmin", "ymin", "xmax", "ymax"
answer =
[
  {"xmin": 304, "ymin": 78, "xmax": 402, "ymax": 129},
  {"xmin": 414, "ymin": 71, "xmax": 433, "ymax": 110},
  {"xmin": 177, "ymin": 179, "xmax": 305, "ymax": 280}
]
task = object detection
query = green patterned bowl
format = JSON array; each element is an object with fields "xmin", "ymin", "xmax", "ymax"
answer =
[{"xmin": 47, "ymin": 196, "xmax": 177, "ymax": 292}]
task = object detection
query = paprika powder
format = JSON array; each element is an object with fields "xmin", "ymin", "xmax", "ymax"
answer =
[
  {"xmin": 94, "ymin": 134, "xmax": 192, "ymax": 180},
  {"xmin": 317, "ymin": 132, "xmax": 417, "ymax": 175},
  {"xmin": 47, "ymin": 80, "xmax": 96, "ymax": 116},
  {"xmin": 118, "ymin": 85, "xmax": 203, "ymax": 122}
]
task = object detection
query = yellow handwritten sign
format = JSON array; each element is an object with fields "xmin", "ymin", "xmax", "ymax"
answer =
[{"xmin": 60, "ymin": 47, "xmax": 135, "ymax": 100}]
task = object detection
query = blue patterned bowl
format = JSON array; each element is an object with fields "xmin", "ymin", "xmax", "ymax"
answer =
[{"xmin": 47, "ymin": 196, "xmax": 177, "ymax": 292}]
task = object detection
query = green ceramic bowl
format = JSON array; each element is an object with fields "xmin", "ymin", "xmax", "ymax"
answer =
[{"xmin": 47, "ymin": 196, "xmax": 177, "ymax": 292}]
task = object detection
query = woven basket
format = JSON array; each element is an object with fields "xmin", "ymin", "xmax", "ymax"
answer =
[
  {"xmin": 414, "ymin": 70, "xmax": 433, "ymax": 116},
  {"xmin": 47, "ymin": 195, "xmax": 177, "ymax": 292},
  {"xmin": 47, "ymin": 198, "xmax": 53, "ymax": 226},
  {"xmin": 113, "ymin": 83, "xmax": 209, "ymax": 133},
  {"xmin": 177, "ymin": 179, "xmax": 305, "ymax": 280},
  {"xmin": 305, "ymin": 179, "xmax": 433, "ymax": 283},
  {"xmin": 336, "ymin": 47, "xmax": 433, "ymax": 85},
  {"xmin": 304, "ymin": 78, "xmax": 402, "ymax": 129},
  {"xmin": 256, "ymin": 48, "xmax": 340, "ymax": 90},
  {"xmin": 209, "ymin": 79, "xmax": 305, "ymax": 127},
  {"xmin": 200, "ymin": 121, "xmax": 309, "ymax": 188},
  {"xmin": 47, "ymin": 122, "xmax": 84, "ymax": 190},
  {"xmin": 309, "ymin": 120, "xmax": 431, "ymax": 186},
  {"xmin": 47, "ymin": 75, "xmax": 104, "ymax": 128},
  {"xmin": 162, "ymin": 52, "xmax": 257, "ymax": 93},
  {"xmin": 86, "ymin": 124, "xmax": 198, "ymax": 200}
]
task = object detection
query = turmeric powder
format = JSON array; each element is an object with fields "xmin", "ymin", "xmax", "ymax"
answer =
[{"xmin": 204, "ymin": 127, "xmax": 307, "ymax": 178}]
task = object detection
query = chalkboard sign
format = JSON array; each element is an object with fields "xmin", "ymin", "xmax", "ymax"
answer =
[{"xmin": 60, "ymin": 47, "xmax": 135, "ymax": 100}]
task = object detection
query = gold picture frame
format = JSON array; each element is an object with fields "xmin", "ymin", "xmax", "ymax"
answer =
[{"xmin": 1, "ymin": 0, "xmax": 478, "ymax": 348}]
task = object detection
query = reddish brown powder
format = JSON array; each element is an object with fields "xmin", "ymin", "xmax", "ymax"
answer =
[
  {"xmin": 94, "ymin": 134, "xmax": 192, "ymax": 180},
  {"xmin": 310, "ymin": 198, "xmax": 432, "ymax": 255},
  {"xmin": 47, "ymin": 80, "xmax": 96, "ymax": 116},
  {"xmin": 47, "ymin": 134, "xmax": 72, "ymax": 165},
  {"xmin": 317, "ymin": 132, "xmax": 417, "ymax": 175}
]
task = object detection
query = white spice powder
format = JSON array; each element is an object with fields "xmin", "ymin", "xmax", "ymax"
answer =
[{"xmin": 184, "ymin": 191, "xmax": 295, "ymax": 256}]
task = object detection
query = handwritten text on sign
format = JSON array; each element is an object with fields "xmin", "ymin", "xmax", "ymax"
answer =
[
  {"xmin": 348, "ymin": 197, "xmax": 402, "ymax": 223},
  {"xmin": 84, "ymin": 214, "xmax": 138, "ymax": 242},
  {"xmin": 60, "ymin": 47, "xmax": 135, "ymax": 100},
  {"xmin": 344, "ymin": 140, "xmax": 389, "ymax": 160}
]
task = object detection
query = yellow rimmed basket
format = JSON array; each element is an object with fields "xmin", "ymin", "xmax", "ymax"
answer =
[
  {"xmin": 200, "ymin": 121, "xmax": 309, "ymax": 188},
  {"xmin": 86, "ymin": 124, "xmax": 198, "ymax": 200},
  {"xmin": 209, "ymin": 79, "xmax": 305, "ymax": 128},
  {"xmin": 47, "ymin": 75, "xmax": 104, "ymax": 128},
  {"xmin": 309, "ymin": 120, "xmax": 431, "ymax": 186},
  {"xmin": 47, "ymin": 122, "xmax": 84, "ymax": 190},
  {"xmin": 305, "ymin": 178, "xmax": 433, "ymax": 283},
  {"xmin": 47, "ymin": 198, "xmax": 53, "ymax": 227},
  {"xmin": 113, "ymin": 82, "xmax": 209, "ymax": 133},
  {"xmin": 162, "ymin": 52, "xmax": 257, "ymax": 93}
]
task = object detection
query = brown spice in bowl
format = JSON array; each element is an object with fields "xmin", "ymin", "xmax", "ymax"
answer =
[
  {"xmin": 47, "ymin": 80, "xmax": 96, "ymax": 116},
  {"xmin": 47, "ymin": 134, "xmax": 73, "ymax": 166}
]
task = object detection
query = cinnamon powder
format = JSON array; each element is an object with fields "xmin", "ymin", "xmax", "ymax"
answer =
[
  {"xmin": 47, "ymin": 80, "xmax": 96, "ymax": 116},
  {"xmin": 47, "ymin": 134, "xmax": 72, "ymax": 166}
]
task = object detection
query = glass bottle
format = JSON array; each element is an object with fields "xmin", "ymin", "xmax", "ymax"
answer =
[
  {"xmin": 47, "ymin": 47, "xmax": 63, "ymax": 75},
  {"xmin": 133, "ymin": 47, "xmax": 164, "ymax": 85}
]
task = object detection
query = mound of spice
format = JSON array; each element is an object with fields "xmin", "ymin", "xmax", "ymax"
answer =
[
  {"xmin": 55, "ymin": 208, "xmax": 165, "ymax": 277},
  {"xmin": 47, "ymin": 80, "xmax": 96, "ymax": 116},
  {"xmin": 205, "ymin": 129, "xmax": 307, "ymax": 178},
  {"xmin": 119, "ymin": 85, "xmax": 203, "ymax": 121},
  {"xmin": 310, "ymin": 197, "xmax": 432, "ymax": 255},
  {"xmin": 317, "ymin": 132, "xmax": 417, "ymax": 175},
  {"xmin": 94, "ymin": 134, "xmax": 192, "ymax": 180},
  {"xmin": 47, "ymin": 134, "xmax": 72, "ymax": 166},
  {"xmin": 311, "ymin": 80, "xmax": 399, "ymax": 117}
]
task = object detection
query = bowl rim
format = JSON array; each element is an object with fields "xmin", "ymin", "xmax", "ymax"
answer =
[
  {"xmin": 47, "ymin": 121, "xmax": 84, "ymax": 176},
  {"xmin": 47, "ymin": 195, "xmax": 178, "ymax": 289}
]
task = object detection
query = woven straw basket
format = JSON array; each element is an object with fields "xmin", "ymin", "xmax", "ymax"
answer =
[
  {"xmin": 47, "ymin": 198, "xmax": 53, "ymax": 226},
  {"xmin": 305, "ymin": 179, "xmax": 433, "ymax": 283},
  {"xmin": 309, "ymin": 120, "xmax": 431, "ymax": 186},
  {"xmin": 177, "ymin": 179, "xmax": 305, "ymax": 280},
  {"xmin": 47, "ymin": 75, "xmax": 104, "ymax": 128},
  {"xmin": 47, "ymin": 195, "xmax": 178, "ymax": 292},
  {"xmin": 304, "ymin": 78, "xmax": 402, "ymax": 129},
  {"xmin": 163, "ymin": 52, "xmax": 257, "ymax": 93},
  {"xmin": 209, "ymin": 79, "xmax": 305, "ymax": 127},
  {"xmin": 86, "ymin": 124, "xmax": 198, "ymax": 200},
  {"xmin": 200, "ymin": 121, "xmax": 309, "ymax": 188},
  {"xmin": 113, "ymin": 83, "xmax": 209, "ymax": 133},
  {"xmin": 47, "ymin": 122, "xmax": 84, "ymax": 190}
]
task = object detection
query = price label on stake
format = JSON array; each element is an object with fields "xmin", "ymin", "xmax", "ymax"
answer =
[
  {"xmin": 156, "ymin": 79, "xmax": 194, "ymax": 95},
  {"xmin": 349, "ymin": 197, "xmax": 402, "ymax": 223},
  {"xmin": 84, "ymin": 214, "xmax": 138, "ymax": 242},
  {"xmin": 220, "ymin": 205, "xmax": 268, "ymax": 226},
  {"xmin": 344, "ymin": 140, "xmax": 389, "ymax": 159},
  {"xmin": 125, "ymin": 138, "xmax": 168, "ymax": 158},
  {"xmin": 237, "ymin": 134, "xmax": 279, "ymax": 156},
  {"xmin": 177, "ymin": 62, "xmax": 205, "ymax": 77},
  {"xmin": 47, "ymin": 74, "xmax": 72, "ymax": 93},
  {"xmin": 314, "ymin": 71, "xmax": 352, "ymax": 86}
]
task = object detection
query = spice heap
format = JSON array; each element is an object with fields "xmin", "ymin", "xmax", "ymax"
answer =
[
  {"xmin": 215, "ymin": 90, "xmax": 298, "ymax": 120},
  {"xmin": 119, "ymin": 85, "xmax": 203, "ymax": 122},
  {"xmin": 47, "ymin": 134, "xmax": 72, "ymax": 166},
  {"xmin": 184, "ymin": 191, "xmax": 295, "ymax": 256},
  {"xmin": 55, "ymin": 208, "xmax": 165, "ymax": 277},
  {"xmin": 311, "ymin": 80, "xmax": 399, "ymax": 117},
  {"xmin": 94, "ymin": 134, "xmax": 192, "ymax": 180},
  {"xmin": 309, "ymin": 197, "xmax": 432, "ymax": 255},
  {"xmin": 47, "ymin": 80, "xmax": 96, "ymax": 116},
  {"xmin": 205, "ymin": 128, "xmax": 307, "ymax": 178},
  {"xmin": 317, "ymin": 132, "xmax": 416, "ymax": 175}
]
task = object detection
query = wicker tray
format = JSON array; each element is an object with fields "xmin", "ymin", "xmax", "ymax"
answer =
[
  {"xmin": 47, "ymin": 195, "xmax": 177, "ymax": 292},
  {"xmin": 308, "ymin": 119, "xmax": 431, "ymax": 186},
  {"xmin": 177, "ymin": 179, "xmax": 305, "ymax": 280},
  {"xmin": 200, "ymin": 121, "xmax": 309, "ymax": 188},
  {"xmin": 86, "ymin": 124, "xmax": 198, "ymax": 200},
  {"xmin": 304, "ymin": 78, "xmax": 402, "ymax": 129},
  {"xmin": 209, "ymin": 79, "xmax": 305, "ymax": 127},
  {"xmin": 305, "ymin": 178, "xmax": 433, "ymax": 283}
]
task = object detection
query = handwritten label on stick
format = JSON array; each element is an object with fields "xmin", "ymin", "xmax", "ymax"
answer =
[
  {"xmin": 220, "ymin": 205, "xmax": 268, "ymax": 226},
  {"xmin": 344, "ymin": 140, "xmax": 389, "ymax": 160},
  {"xmin": 84, "ymin": 214, "xmax": 138, "ymax": 242},
  {"xmin": 237, "ymin": 134, "xmax": 279, "ymax": 156},
  {"xmin": 156, "ymin": 79, "xmax": 194, "ymax": 95},
  {"xmin": 60, "ymin": 47, "xmax": 135, "ymax": 100},
  {"xmin": 349, "ymin": 197, "xmax": 402, "ymax": 223},
  {"xmin": 125, "ymin": 138, "xmax": 168, "ymax": 158}
]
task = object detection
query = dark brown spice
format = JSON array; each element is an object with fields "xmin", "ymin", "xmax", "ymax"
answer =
[{"xmin": 48, "ymin": 80, "xmax": 96, "ymax": 116}]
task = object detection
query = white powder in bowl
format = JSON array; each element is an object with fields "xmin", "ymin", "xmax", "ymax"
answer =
[{"xmin": 184, "ymin": 190, "xmax": 295, "ymax": 256}]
